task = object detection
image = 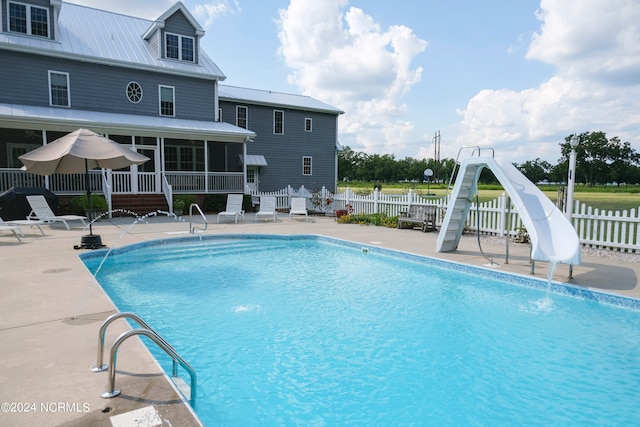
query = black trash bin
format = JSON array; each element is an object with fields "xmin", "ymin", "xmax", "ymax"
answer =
[{"xmin": 0, "ymin": 187, "xmax": 58, "ymax": 220}]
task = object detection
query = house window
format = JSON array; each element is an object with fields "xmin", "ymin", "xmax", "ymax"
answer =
[
  {"xmin": 274, "ymin": 110, "xmax": 284, "ymax": 135},
  {"xmin": 164, "ymin": 145, "xmax": 204, "ymax": 171},
  {"xmin": 236, "ymin": 106, "xmax": 248, "ymax": 129},
  {"xmin": 159, "ymin": 85, "xmax": 175, "ymax": 116},
  {"xmin": 8, "ymin": 143, "xmax": 40, "ymax": 168},
  {"xmin": 165, "ymin": 32, "xmax": 195, "ymax": 62},
  {"xmin": 9, "ymin": 2, "xmax": 49, "ymax": 37},
  {"xmin": 218, "ymin": 108, "xmax": 222, "ymax": 122},
  {"xmin": 48, "ymin": 71, "xmax": 69, "ymax": 107},
  {"xmin": 305, "ymin": 118, "xmax": 312, "ymax": 132},
  {"xmin": 126, "ymin": 82, "xmax": 143, "ymax": 103},
  {"xmin": 303, "ymin": 156, "xmax": 312, "ymax": 175}
]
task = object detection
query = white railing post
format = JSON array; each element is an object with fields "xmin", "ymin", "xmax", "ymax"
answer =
[{"xmin": 373, "ymin": 188, "xmax": 379, "ymax": 214}]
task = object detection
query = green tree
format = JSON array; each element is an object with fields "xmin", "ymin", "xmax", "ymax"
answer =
[
  {"xmin": 516, "ymin": 158, "xmax": 551, "ymax": 183},
  {"xmin": 559, "ymin": 132, "xmax": 640, "ymax": 186}
]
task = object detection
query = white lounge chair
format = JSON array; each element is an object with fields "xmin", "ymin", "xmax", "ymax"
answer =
[
  {"xmin": 1, "ymin": 216, "xmax": 45, "ymax": 237},
  {"xmin": 217, "ymin": 194, "xmax": 245, "ymax": 223},
  {"xmin": 289, "ymin": 197, "xmax": 308, "ymax": 221},
  {"xmin": 0, "ymin": 218, "xmax": 23, "ymax": 242},
  {"xmin": 26, "ymin": 195, "xmax": 87, "ymax": 230},
  {"xmin": 255, "ymin": 196, "xmax": 278, "ymax": 222}
]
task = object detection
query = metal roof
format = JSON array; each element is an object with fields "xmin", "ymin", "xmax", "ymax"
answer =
[
  {"xmin": 239, "ymin": 154, "xmax": 268, "ymax": 166},
  {"xmin": 219, "ymin": 85, "xmax": 343, "ymax": 115},
  {"xmin": 0, "ymin": 103, "xmax": 255, "ymax": 142},
  {"xmin": 0, "ymin": 1, "xmax": 225, "ymax": 80}
]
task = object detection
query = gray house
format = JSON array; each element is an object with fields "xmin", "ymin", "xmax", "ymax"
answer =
[{"xmin": 0, "ymin": 0, "xmax": 342, "ymax": 213}]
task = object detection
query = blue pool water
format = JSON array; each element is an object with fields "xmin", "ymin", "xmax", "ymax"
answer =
[{"xmin": 82, "ymin": 235, "xmax": 640, "ymax": 426}]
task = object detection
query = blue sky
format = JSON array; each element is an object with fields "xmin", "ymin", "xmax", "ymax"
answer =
[{"xmin": 72, "ymin": 0, "xmax": 640, "ymax": 164}]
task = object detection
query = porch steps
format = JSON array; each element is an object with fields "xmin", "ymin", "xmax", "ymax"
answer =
[{"xmin": 111, "ymin": 194, "xmax": 168, "ymax": 216}]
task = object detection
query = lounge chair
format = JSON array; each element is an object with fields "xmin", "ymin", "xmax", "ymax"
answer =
[
  {"xmin": 217, "ymin": 194, "xmax": 245, "ymax": 223},
  {"xmin": 289, "ymin": 197, "xmax": 308, "ymax": 221},
  {"xmin": 255, "ymin": 196, "xmax": 278, "ymax": 222},
  {"xmin": 26, "ymin": 195, "xmax": 87, "ymax": 230},
  {"xmin": 0, "ymin": 218, "xmax": 23, "ymax": 242},
  {"xmin": 0, "ymin": 215, "xmax": 45, "ymax": 236}
]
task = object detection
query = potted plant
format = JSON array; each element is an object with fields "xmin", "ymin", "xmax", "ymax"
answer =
[
  {"xmin": 173, "ymin": 198, "xmax": 185, "ymax": 216},
  {"xmin": 69, "ymin": 194, "xmax": 108, "ymax": 221}
]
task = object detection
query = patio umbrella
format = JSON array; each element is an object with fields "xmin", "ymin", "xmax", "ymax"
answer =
[{"xmin": 19, "ymin": 128, "xmax": 149, "ymax": 248}]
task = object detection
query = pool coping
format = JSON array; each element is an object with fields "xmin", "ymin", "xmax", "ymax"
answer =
[{"xmin": 2, "ymin": 213, "xmax": 640, "ymax": 426}]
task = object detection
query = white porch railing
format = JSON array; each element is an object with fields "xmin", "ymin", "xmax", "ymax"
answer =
[{"xmin": 0, "ymin": 169, "xmax": 244, "ymax": 195}]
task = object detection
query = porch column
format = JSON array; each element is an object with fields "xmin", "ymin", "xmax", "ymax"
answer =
[{"xmin": 242, "ymin": 141, "xmax": 247, "ymax": 194}]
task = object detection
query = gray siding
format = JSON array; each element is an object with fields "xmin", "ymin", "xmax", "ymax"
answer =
[
  {"xmin": 220, "ymin": 100, "xmax": 338, "ymax": 191},
  {"xmin": 162, "ymin": 10, "xmax": 199, "ymax": 63},
  {"xmin": 0, "ymin": 50, "xmax": 216, "ymax": 120}
]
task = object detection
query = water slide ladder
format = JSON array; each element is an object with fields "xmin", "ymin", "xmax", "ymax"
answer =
[
  {"xmin": 439, "ymin": 146, "xmax": 494, "ymax": 253},
  {"xmin": 91, "ymin": 312, "xmax": 197, "ymax": 408}
]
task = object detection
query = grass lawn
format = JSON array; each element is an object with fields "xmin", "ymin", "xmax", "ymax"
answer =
[{"xmin": 338, "ymin": 184, "xmax": 640, "ymax": 212}]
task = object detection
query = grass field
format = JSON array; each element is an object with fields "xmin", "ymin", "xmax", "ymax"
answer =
[{"xmin": 337, "ymin": 183, "xmax": 640, "ymax": 212}]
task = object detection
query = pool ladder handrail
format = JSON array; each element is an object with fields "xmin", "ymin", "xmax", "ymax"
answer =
[
  {"xmin": 91, "ymin": 312, "xmax": 197, "ymax": 408},
  {"xmin": 189, "ymin": 203, "xmax": 208, "ymax": 234}
]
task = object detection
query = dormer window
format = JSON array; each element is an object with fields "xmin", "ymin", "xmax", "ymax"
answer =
[
  {"xmin": 165, "ymin": 32, "xmax": 194, "ymax": 62},
  {"xmin": 9, "ymin": 2, "xmax": 49, "ymax": 38}
]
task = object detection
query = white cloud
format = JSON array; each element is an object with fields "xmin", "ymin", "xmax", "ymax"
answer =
[
  {"xmin": 454, "ymin": 0, "xmax": 640, "ymax": 163},
  {"xmin": 276, "ymin": 0, "xmax": 427, "ymax": 155},
  {"xmin": 192, "ymin": 1, "xmax": 241, "ymax": 27}
]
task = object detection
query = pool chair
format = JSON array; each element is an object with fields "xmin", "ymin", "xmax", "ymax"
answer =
[
  {"xmin": 0, "ymin": 218, "xmax": 23, "ymax": 242},
  {"xmin": 255, "ymin": 196, "xmax": 278, "ymax": 222},
  {"xmin": 1, "ymin": 215, "xmax": 45, "ymax": 237},
  {"xmin": 26, "ymin": 195, "xmax": 87, "ymax": 230},
  {"xmin": 289, "ymin": 197, "xmax": 308, "ymax": 221},
  {"xmin": 217, "ymin": 193, "xmax": 245, "ymax": 223}
]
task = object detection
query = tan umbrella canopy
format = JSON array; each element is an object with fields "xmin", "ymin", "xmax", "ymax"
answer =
[
  {"xmin": 19, "ymin": 128, "xmax": 149, "ymax": 175},
  {"xmin": 19, "ymin": 128, "xmax": 150, "ymax": 248}
]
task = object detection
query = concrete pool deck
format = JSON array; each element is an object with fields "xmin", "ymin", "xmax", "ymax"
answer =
[{"xmin": 1, "ymin": 212, "xmax": 639, "ymax": 426}]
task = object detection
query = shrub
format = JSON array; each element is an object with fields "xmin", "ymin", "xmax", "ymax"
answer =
[
  {"xmin": 175, "ymin": 194, "xmax": 198, "ymax": 210},
  {"xmin": 337, "ymin": 213, "xmax": 397, "ymax": 228},
  {"xmin": 69, "ymin": 194, "xmax": 108, "ymax": 214}
]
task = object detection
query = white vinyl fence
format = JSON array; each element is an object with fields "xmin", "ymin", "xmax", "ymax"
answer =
[{"xmin": 251, "ymin": 186, "xmax": 640, "ymax": 253}]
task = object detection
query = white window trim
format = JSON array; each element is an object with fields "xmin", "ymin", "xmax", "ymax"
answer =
[
  {"xmin": 126, "ymin": 81, "xmax": 143, "ymax": 103},
  {"xmin": 274, "ymin": 109, "xmax": 284, "ymax": 135},
  {"xmin": 158, "ymin": 85, "xmax": 175, "ymax": 117},
  {"xmin": 305, "ymin": 117, "xmax": 312, "ymax": 132},
  {"xmin": 8, "ymin": 1, "xmax": 50, "ymax": 38},
  {"xmin": 164, "ymin": 31, "xmax": 195, "ymax": 63},
  {"xmin": 236, "ymin": 106, "xmax": 248, "ymax": 129},
  {"xmin": 48, "ymin": 70, "xmax": 70, "ymax": 107},
  {"xmin": 303, "ymin": 156, "xmax": 312, "ymax": 175}
]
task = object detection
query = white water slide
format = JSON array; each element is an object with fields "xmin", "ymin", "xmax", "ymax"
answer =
[{"xmin": 436, "ymin": 156, "xmax": 581, "ymax": 265}]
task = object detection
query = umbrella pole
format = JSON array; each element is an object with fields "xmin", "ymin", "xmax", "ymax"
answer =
[
  {"xmin": 75, "ymin": 159, "xmax": 103, "ymax": 250},
  {"xmin": 85, "ymin": 159, "xmax": 93, "ymax": 235}
]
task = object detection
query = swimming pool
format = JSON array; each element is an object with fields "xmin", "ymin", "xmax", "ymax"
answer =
[{"xmin": 82, "ymin": 235, "xmax": 640, "ymax": 426}]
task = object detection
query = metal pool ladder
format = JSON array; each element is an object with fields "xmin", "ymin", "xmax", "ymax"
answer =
[
  {"xmin": 189, "ymin": 203, "xmax": 208, "ymax": 234},
  {"xmin": 91, "ymin": 312, "xmax": 197, "ymax": 408}
]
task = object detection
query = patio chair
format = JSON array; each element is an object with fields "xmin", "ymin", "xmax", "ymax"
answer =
[
  {"xmin": 26, "ymin": 195, "xmax": 87, "ymax": 230},
  {"xmin": 0, "ymin": 215, "xmax": 45, "ymax": 236},
  {"xmin": 289, "ymin": 197, "xmax": 308, "ymax": 221},
  {"xmin": 217, "ymin": 194, "xmax": 245, "ymax": 223},
  {"xmin": 0, "ymin": 218, "xmax": 23, "ymax": 242},
  {"xmin": 255, "ymin": 196, "xmax": 278, "ymax": 222}
]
